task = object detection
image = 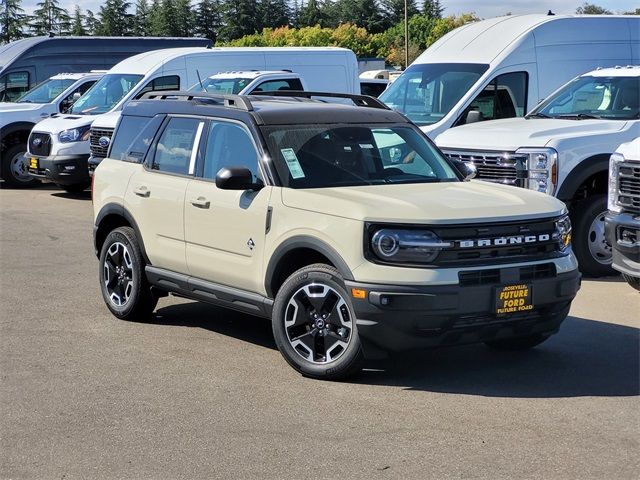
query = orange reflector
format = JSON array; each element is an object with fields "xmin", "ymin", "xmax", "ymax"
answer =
[{"xmin": 351, "ymin": 288, "xmax": 366, "ymax": 299}]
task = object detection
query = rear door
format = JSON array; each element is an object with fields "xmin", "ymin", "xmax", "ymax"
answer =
[{"xmin": 184, "ymin": 119, "xmax": 271, "ymax": 293}]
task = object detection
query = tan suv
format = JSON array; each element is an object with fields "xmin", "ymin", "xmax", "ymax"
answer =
[{"xmin": 92, "ymin": 91, "xmax": 581, "ymax": 380}]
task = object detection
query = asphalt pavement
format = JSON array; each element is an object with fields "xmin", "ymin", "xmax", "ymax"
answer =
[{"xmin": 1, "ymin": 186, "xmax": 638, "ymax": 479}]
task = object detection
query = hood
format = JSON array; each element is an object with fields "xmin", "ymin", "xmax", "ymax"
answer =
[
  {"xmin": 281, "ymin": 181, "xmax": 566, "ymax": 224},
  {"xmin": 31, "ymin": 114, "xmax": 94, "ymax": 135},
  {"xmin": 89, "ymin": 111, "xmax": 122, "ymax": 130},
  {"xmin": 436, "ymin": 118, "xmax": 628, "ymax": 151},
  {"xmin": 0, "ymin": 102, "xmax": 47, "ymax": 112}
]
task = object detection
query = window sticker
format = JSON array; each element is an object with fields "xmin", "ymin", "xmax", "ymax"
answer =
[{"xmin": 281, "ymin": 148, "xmax": 305, "ymax": 179}]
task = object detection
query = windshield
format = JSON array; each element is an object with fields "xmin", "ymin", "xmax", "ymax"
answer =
[
  {"xmin": 71, "ymin": 74, "xmax": 143, "ymax": 115},
  {"xmin": 189, "ymin": 77, "xmax": 252, "ymax": 94},
  {"xmin": 530, "ymin": 76, "xmax": 639, "ymax": 120},
  {"xmin": 16, "ymin": 78, "xmax": 75, "ymax": 104},
  {"xmin": 379, "ymin": 63, "xmax": 489, "ymax": 126},
  {"xmin": 262, "ymin": 124, "xmax": 459, "ymax": 188}
]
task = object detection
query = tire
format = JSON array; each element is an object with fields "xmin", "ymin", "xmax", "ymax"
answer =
[
  {"xmin": 623, "ymin": 274, "xmax": 640, "ymax": 292},
  {"xmin": 99, "ymin": 226, "xmax": 158, "ymax": 320},
  {"xmin": 485, "ymin": 333, "xmax": 550, "ymax": 351},
  {"xmin": 272, "ymin": 264, "xmax": 363, "ymax": 380},
  {"xmin": 571, "ymin": 194, "xmax": 615, "ymax": 277},
  {"xmin": 59, "ymin": 182, "xmax": 90, "ymax": 194},
  {"xmin": 1, "ymin": 144, "xmax": 39, "ymax": 188}
]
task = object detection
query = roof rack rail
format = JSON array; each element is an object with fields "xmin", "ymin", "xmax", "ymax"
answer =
[
  {"xmin": 140, "ymin": 90, "xmax": 254, "ymax": 111},
  {"xmin": 249, "ymin": 90, "xmax": 391, "ymax": 110}
]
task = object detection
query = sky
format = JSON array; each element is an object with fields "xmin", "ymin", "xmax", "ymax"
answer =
[{"xmin": 20, "ymin": 0, "xmax": 639, "ymax": 17}]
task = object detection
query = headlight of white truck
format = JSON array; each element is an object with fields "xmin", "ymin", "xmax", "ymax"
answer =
[
  {"xmin": 516, "ymin": 147, "xmax": 558, "ymax": 195},
  {"xmin": 608, "ymin": 152, "xmax": 624, "ymax": 213},
  {"xmin": 59, "ymin": 125, "xmax": 91, "ymax": 143}
]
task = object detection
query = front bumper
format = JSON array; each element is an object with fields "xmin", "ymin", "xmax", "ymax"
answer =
[
  {"xmin": 605, "ymin": 212, "xmax": 640, "ymax": 277},
  {"xmin": 27, "ymin": 154, "xmax": 90, "ymax": 185},
  {"xmin": 346, "ymin": 267, "xmax": 581, "ymax": 352}
]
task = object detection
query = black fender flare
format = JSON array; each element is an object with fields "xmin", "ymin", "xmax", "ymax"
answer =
[
  {"xmin": 556, "ymin": 154, "xmax": 610, "ymax": 202},
  {"xmin": 264, "ymin": 235, "xmax": 354, "ymax": 298},
  {"xmin": 94, "ymin": 202, "xmax": 150, "ymax": 264},
  {"xmin": 0, "ymin": 121, "xmax": 36, "ymax": 151}
]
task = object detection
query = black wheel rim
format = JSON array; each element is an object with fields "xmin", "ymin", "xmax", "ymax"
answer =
[
  {"xmin": 103, "ymin": 242, "xmax": 134, "ymax": 307},
  {"xmin": 284, "ymin": 283, "xmax": 352, "ymax": 364}
]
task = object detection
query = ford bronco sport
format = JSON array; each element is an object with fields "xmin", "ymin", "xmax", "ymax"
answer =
[{"xmin": 92, "ymin": 91, "xmax": 581, "ymax": 380}]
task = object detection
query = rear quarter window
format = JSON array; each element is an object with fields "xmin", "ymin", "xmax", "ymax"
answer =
[{"xmin": 109, "ymin": 115, "xmax": 164, "ymax": 162}]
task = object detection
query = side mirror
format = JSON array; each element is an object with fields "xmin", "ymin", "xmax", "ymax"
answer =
[
  {"xmin": 215, "ymin": 167, "xmax": 263, "ymax": 191},
  {"xmin": 465, "ymin": 110, "xmax": 483, "ymax": 124},
  {"xmin": 452, "ymin": 160, "xmax": 477, "ymax": 181}
]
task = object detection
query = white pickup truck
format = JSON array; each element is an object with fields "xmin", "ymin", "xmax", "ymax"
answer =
[
  {"xmin": 0, "ymin": 71, "xmax": 104, "ymax": 187},
  {"xmin": 436, "ymin": 66, "xmax": 640, "ymax": 276}
]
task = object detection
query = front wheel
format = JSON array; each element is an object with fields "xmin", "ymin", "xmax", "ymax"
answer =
[
  {"xmin": 1, "ymin": 144, "xmax": 39, "ymax": 188},
  {"xmin": 623, "ymin": 274, "xmax": 640, "ymax": 292},
  {"xmin": 99, "ymin": 226, "xmax": 157, "ymax": 320},
  {"xmin": 571, "ymin": 195, "xmax": 614, "ymax": 277},
  {"xmin": 272, "ymin": 264, "xmax": 363, "ymax": 380}
]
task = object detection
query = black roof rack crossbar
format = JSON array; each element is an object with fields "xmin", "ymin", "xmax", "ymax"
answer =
[
  {"xmin": 140, "ymin": 90, "xmax": 254, "ymax": 111},
  {"xmin": 249, "ymin": 90, "xmax": 391, "ymax": 110}
]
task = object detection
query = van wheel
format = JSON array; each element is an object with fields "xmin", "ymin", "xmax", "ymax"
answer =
[
  {"xmin": 1, "ymin": 144, "xmax": 39, "ymax": 188},
  {"xmin": 99, "ymin": 226, "xmax": 157, "ymax": 320},
  {"xmin": 485, "ymin": 333, "xmax": 550, "ymax": 350},
  {"xmin": 571, "ymin": 195, "xmax": 614, "ymax": 277},
  {"xmin": 272, "ymin": 264, "xmax": 363, "ymax": 380},
  {"xmin": 623, "ymin": 274, "xmax": 640, "ymax": 292}
]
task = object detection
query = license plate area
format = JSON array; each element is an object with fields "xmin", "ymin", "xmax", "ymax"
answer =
[
  {"xmin": 495, "ymin": 284, "xmax": 533, "ymax": 315},
  {"xmin": 29, "ymin": 157, "xmax": 38, "ymax": 170}
]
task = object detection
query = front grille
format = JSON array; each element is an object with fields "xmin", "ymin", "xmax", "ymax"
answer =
[
  {"xmin": 442, "ymin": 149, "xmax": 528, "ymax": 186},
  {"xmin": 618, "ymin": 162, "xmax": 640, "ymax": 214},
  {"xmin": 28, "ymin": 132, "xmax": 51, "ymax": 157},
  {"xmin": 459, "ymin": 263, "xmax": 556, "ymax": 286},
  {"xmin": 89, "ymin": 128, "xmax": 114, "ymax": 159}
]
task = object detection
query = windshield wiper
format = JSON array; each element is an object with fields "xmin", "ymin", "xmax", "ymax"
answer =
[
  {"xmin": 525, "ymin": 112, "xmax": 552, "ymax": 119},
  {"xmin": 555, "ymin": 113, "xmax": 601, "ymax": 120}
]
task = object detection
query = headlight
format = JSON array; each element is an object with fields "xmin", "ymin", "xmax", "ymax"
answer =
[
  {"xmin": 553, "ymin": 214, "xmax": 572, "ymax": 253},
  {"xmin": 59, "ymin": 125, "xmax": 91, "ymax": 143},
  {"xmin": 608, "ymin": 153, "xmax": 624, "ymax": 213},
  {"xmin": 516, "ymin": 147, "xmax": 558, "ymax": 195},
  {"xmin": 370, "ymin": 228, "xmax": 450, "ymax": 264}
]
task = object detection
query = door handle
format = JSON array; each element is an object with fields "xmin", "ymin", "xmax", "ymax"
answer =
[
  {"xmin": 190, "ymin": 197, "xmax": 210, "ymax": 209},
  {"xmin": 133, "ymin": 186, "xmax": 150, "ymax": 197},
  {"xmin": 40, "ymin": 113, "xmax": 50, "ymax": 118}
]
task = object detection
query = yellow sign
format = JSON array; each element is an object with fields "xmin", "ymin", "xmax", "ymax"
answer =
[
  {"xmin": 29, "ymin": 158, "xmax": 38, "ymax": 169},
  {"xmin": 496, "ymin": 284, "xmax": 533, "ymax": 314}
]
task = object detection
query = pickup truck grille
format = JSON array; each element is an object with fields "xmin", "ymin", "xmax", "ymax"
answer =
[
  {"xmin": 89, "ymin": 128, "xmax": 114, "ymax": 159},
  {"xmin": 28, "ymin": 132, "xmax": 51, "ymax": 157},
  {"xmin": 441, "ymin": 149, "xmax": 527, "ymax": 186},
  {"xmin": 618, "ymin": 162, "xmax": 640, "ymax": 215}
]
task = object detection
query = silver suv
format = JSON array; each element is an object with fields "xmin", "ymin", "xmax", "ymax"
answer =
[{"xmin": 92, "ymin": 91, "xmax": 581, "ymax": 380}]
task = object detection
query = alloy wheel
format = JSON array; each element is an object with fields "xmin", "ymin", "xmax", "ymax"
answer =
[{"xmin": 103, "ymin": 242, "xmax": 134, "ymax": 307}]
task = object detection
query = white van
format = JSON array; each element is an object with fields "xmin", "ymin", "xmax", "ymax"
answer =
[
  {"xmin": 26, "ymin": 47, "xmax": 359, "ymax": 191},
  {"xmin": 380, "ymin": 14, "xmax": 640, "ymax": 139}
]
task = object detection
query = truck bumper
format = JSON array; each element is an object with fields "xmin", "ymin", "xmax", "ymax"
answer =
[
  {"xmin": 346, "ymin": 268, "xmax": 581, "ymax": 352},
  {"xmin": 27, "ymin": 154, "xmax": 90, "ymax": 186},
  {"xmin": 605, "ymin": 212, "xmax": 640, "ymax": 277}
]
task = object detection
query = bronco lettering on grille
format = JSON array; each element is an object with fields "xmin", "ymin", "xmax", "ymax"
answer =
[{"xmin": 458, "ymin": 234, "xmax": 550, "ymax": 248}]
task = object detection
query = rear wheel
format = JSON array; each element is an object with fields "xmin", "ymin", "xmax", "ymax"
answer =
[
  {"xmin": 622, "ymin": 274, "xmax": 640, "ymax": 292},
  {"xmin": 272, "ymin": 264, "xmax": 363, "ymax": 380},
  {"xmin": 1, "ymin": 144, "xmax": 39, "ymax": 188},
  {"xmin": 572, "ymin": 195, "xmax": 614, "ymax": 277},
  {"xmin": 99, "ymin": 226, "xmax": 157, "ymax": 320},
  {"xmin": 485, "ymin": 333, "xmax": 550, "ymax": 351}
]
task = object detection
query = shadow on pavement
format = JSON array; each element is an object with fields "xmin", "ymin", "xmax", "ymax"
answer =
[
  {"xmin": 50, "ymin": 190, "xmax": 91, "ymax": 200},
  {"xmin": 150, "ymin": 302, "xmax": 639, "ymax": 398}
]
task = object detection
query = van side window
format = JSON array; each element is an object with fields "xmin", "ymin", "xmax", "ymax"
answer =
[
  {"xmin": 109, "ymin": 115, "xmax": 163, "ymax": 162},
  {"xmin": 152, "ymin": 117, "xmax": 203, "ymax": 175},
  {"xmin": 135, "ymin": 75, "xmax": 180, "ymax": 99},
  {"xmin": 59, "ymin": 80, "xmax": 97, "ymax": 112},
  {"xmin": 253, "ymin": 78, "xmax": 303, "ymax": 92},
  {"xmin": 201, "ymin": 122, "xmax": 260, "ymax": 181},
  {"xmin": 0, "ymin": 71, "xmax": 30, "ymax": 102},
  {"xmin": 458, "ymin": 72, "xmax": 528, "ymax": 125}
]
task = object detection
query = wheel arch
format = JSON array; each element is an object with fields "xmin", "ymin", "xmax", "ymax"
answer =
[
  {"xmin": 0, "ymin": 122, "xmax": 36, "ymax": 153},
  {"xmin": 556, "ymin": 154, "xmax": 610, "ymax": 203},
  {"xmin": 265, "ymin": 236, "xmax": 354, "ymax": 298},
  {"xmin": 94, "ymin": 203, "xmax": 150, "ymax": 264}
]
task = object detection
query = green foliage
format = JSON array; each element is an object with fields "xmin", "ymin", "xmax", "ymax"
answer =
[
  {"xmin": 575, "ymin": 3, "xmax": 612, "ymax": 14},
  {"xmin": 71, "ymin": 5, "xmax": 86, "ymax": 35},
  {"xmin": 96, "ymin": 0, "xmax": 132, "ymax": 35},
  {"xmin": 195, "ymin": 0, "xmax": 222, "ymax": 42},
  {"xmin": 422, "ymin": 0, "xmax": 442, "ymax": 18},
  {"xmin": 132, "ymin": 0, "xmax": 151, "ymax": 36},
  {"xmin": 31, "ymin": 0, "xmax": 70, "ymax": 35},
  {"xmin": 1, "ymin": 0, "xmax": 27, "ymax": 43}
]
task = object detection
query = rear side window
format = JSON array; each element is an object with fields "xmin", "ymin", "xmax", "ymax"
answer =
[
  {"xmin": 135, "ymin": 75, "xmax": 180, "ymax": 99},
  {"xmin": 152, "ymin": 117, "xmax": 204, "ymax": 175},
  {"xmin": 458, "ymin": 72, "xmax": 528, "ymax": 125},
  {"xmin": 109, "ymin": 115, "xmax": 163, "ymax": 162},
  {"xmin": 252, "ymin": 78, "xmax": 303, "ymax": 92}
]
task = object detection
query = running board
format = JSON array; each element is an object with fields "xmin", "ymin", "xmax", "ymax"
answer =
[{"xmin": 145, "ymin": 266, "xmax": 273, "ymax": 318}]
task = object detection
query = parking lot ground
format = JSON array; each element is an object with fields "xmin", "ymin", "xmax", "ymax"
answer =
[{"xmin": 1, "ymin": 185, "xmax": 639, "ymax": 479}]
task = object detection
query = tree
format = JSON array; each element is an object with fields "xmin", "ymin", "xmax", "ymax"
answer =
[
  {"xmin": 220, "ymin": 0, "xmax": 260, "ymax": 40},
  {"xmin": 84, "ymin": 9, "xmax": 100, "ymax": 34},
  {"xmin": 148, "ymin": 0, "xmax": 165, "ymax": 34},
  {"xmin": 195, "ymin": 0, "xmax": 221, "ymax": 41},
  {"xmin": 1, "ymin": 0, "xmax": 27, "ymax": 43},
  {"xmin": 334, "ymin": 0, "xmax": 387, "ymax": 33},
  {"xmin": 258, "ymin": 0, "xmax": 290, "ymax": 30},
  {"xmin": 70, "ymin": 5, "xmax": 86, "ymax": 35},
  {"xmin": 96, "ymin": 0, "xmax": 132, "ymax": 35},
  {"xmin": 422, "ymin": 0, "xmax": 442, "ymax": 18},
  {"xmin": 380, "ymin": 0, "xmax": 418, "ymax": 26},
  {"xmin": 575, "ymin": 3, "xmax": 611, "ymax": 14},
  {"xmin": 132, "ymin": 0, "xmax": 151, "ymax": 35},
  {"xmin": 31, "ymin": 0, "xmax": 70, "ymax": 35},
  {"xmin": 174, "ymin": 0, "xmax": 194, "ymax": 37}
]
